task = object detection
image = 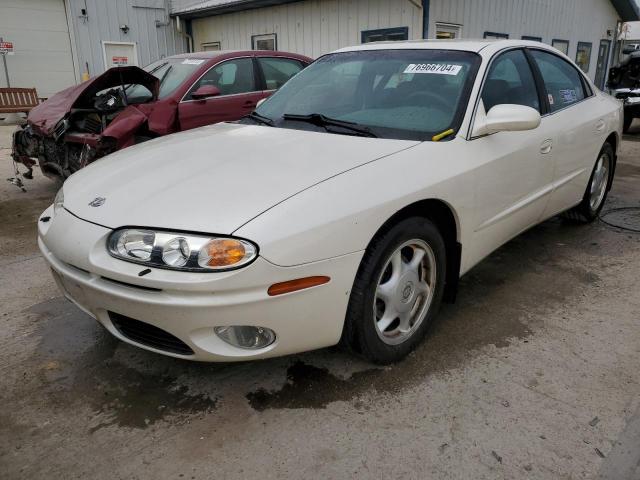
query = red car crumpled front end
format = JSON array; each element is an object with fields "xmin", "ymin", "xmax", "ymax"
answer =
[{"xmin": 11, "ymin": 66, "xmax": 170, "ymax": 179}]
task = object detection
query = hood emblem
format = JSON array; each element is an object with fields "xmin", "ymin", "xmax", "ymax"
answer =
[{"xmin": 88, "ymin": 197, "xmax": 106, "ymax": 207}]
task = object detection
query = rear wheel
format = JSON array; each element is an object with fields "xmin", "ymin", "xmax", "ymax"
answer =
[
  {"xmin": 342, "ymin": 217, "xmax": 446, "ymax": 364},
  {"xmin": 563, "ymin": 143, "xmax": 613, "ymax": 223}
]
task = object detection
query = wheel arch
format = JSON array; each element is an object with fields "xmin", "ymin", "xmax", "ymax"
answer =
[{"xmin": 370, "ymin": 198, "xmax": 462, "ymax": 304}]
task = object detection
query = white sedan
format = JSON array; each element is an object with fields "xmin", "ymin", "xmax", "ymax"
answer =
[{"xmin": 38, "ymin": 40, "xmax": 622, "ymax": 364}]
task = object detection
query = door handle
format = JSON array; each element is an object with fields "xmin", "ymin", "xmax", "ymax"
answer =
[
  {"xmin": 595, "ymin": 119, "xmax": 606, "ymax": 132},
  {"xmin": 540, "ymin": 139, "xmax": 553, "ymax": 154}
]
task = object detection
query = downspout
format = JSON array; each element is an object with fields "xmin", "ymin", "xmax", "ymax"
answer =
[
  {"xmin": 63, "ymin": 0, "xmax": 81, "ymax": 84},
  {"xmin": 175, "ymin": 15, "xmax": 193, "ymax": 53},
  {"xmin": 422, "ymin": 0, "xmax": 430, "ymax": 39}
]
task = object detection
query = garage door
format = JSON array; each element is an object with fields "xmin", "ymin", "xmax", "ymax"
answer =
[{"xmin": 0, "ymin": 0, "xmax": 76, "ymax": 99}]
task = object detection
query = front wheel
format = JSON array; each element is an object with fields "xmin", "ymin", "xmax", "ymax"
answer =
[
  {"xmin": 342, "ymin": 217, "xmax": 446, "ymax": 364},
  {"xmin": 563, "ymin": 143, "xmax": 613, "ymax": 223}
]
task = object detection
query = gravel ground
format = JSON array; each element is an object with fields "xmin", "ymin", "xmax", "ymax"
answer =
[{"xmin": 0, "ymin": 123, "xmax": 639, "ymax": 480}]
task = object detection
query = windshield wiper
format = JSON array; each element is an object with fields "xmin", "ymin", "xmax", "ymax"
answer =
[
  {"xmin": 282, "ymin": 113, "xmax": 377, "ymax": 137},
  {"xmin": 245, "ymin": 111, "xmax": 274, "ymax": 126},
  {"xmin": 157, "ymin": 65, "xmax": 173, "ymax": 88}
]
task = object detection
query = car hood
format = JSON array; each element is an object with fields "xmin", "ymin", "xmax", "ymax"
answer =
[
  {"xmin": 63, "ymin": 123, "xmax": 418, "ymax": 233},
  {"xmin": 28, "ymin": 66, "xmax": 160, "ymax": 135}
]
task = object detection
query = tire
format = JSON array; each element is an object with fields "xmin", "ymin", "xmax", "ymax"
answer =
[
  {"xmin": 562, "ymin": 142, "xmax": 613, "ymax": 223},
  {"xmin": 341, "ymin": 217, "xmax": 446, "ymax": 364},
  {"xmin": 623, "ymin": 113, "xmax": 633, "ymax": 133}
]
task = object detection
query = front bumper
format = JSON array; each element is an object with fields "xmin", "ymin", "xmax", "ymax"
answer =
[{"xmin": 38, "ymin": 206, "xmax": 363, "ymax": 361}]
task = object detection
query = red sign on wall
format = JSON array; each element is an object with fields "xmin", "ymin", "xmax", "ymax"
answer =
[
  {"xmin": 0, "ymin": 41, "xmax": 14, "ymax": 54},
  {"xmin": 112, "ymin": 56, "xmax": 128, "ymax": 65}
]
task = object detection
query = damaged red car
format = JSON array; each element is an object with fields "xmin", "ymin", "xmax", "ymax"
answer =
[{"xmin": 12, "ymin": 50, "xmax": 311, "ymax": 180}]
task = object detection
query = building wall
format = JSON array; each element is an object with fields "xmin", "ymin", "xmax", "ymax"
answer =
[
  {"xmin": 428, "ymin": 0, "xmax": 621, "ymax": 77},
  {"xmin": 187, "ymin": 0, "xmax": 622, "ymax": 81},
  {"xmin": 0, "ymin": 0, "xmax": 76, "ymax": 98},
  {"xmin": 67, "ymin": 0, "xmax": 187, "ymax": 78},
  {"xmin": 190, "ymin": 0, "xmax": 424, "ymax": 58}
]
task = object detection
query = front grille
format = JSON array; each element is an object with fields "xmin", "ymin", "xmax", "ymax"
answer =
[{"xmin": 109, "ymin": 312, "xmax": 194, "ymax": 355}]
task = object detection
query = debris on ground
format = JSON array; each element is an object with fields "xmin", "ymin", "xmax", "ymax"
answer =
[
  {"xmin": 6, "ymin": 176, "xmax": 26, "ymax": 192},
  {"xmin": 491, "ymin": 451, "xmax": 503, "ymax": 463},
  {"xmin": 589, "ymin": 416, "xmax": 600, "ymax": 427}
]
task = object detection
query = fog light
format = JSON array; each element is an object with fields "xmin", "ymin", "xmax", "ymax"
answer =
[{"xmin": 214, "ymin": 326, "xmax": 276, "ymax": 349}]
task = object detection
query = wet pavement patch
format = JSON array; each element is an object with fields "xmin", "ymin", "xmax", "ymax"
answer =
[
  {"xmin": 247, "ymin": 361, "xmax": 378, "ymax": 411},
  {"xmin": 87, "ymin": 364, "xmax": 218, "ymax": 432}
]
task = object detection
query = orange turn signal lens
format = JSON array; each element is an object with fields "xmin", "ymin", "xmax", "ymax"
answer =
[
  {"xmin": 199, "ymin": 239, "xmax": 246, "ymax": 267},
  {"xmin": 267, "ymin": 276, "xmax": 330, "ymax": 296}
]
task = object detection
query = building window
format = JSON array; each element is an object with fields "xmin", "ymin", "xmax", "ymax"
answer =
[
  {"xmin": 484, "ymin": 32, "xmax": 509, "ymax": 39},
  {"xmin": 361, "ymin": 27, "xmax": 408, "ymax": 43},
  {"xmin": 252, "ymin": 33, "xmax": 277, "ymax": 50},
  {"xmin": 201, "ymin": 42, "xmax": 221, "ymax": 51},
  {"xmin": 576, "ymin": 42, "xmax": 592, "ymax": 73},
  {"xmin": 522, "ymin": 35, "xmax": 542, "ymax": 42},
  {"xmin": 435, "ymin": 23, "xmax": 462, "ymax": 39},
  {"xmin": 552, "ymin": 39, "xmax": 569, "ymax": 55}
]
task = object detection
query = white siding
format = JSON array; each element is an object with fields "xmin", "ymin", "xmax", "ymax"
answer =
[
  {"xmin": 0, "ymin": 0, "xmax": 76, "ymax": 98},
  {"xmin": 191, "ymin": 0, "xmax": 423, "ymax": 58},
  {"xmin": 429, "ymin": 0, "xmax": 621, "ymax": 77}
]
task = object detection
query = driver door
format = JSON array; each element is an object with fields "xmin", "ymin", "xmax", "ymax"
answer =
[
  {"xmin": 468, "ymin": 49, "xmax": 556, "ymax": 265},
  {"xmin": 178, "ymin": 57, "xmax": 264, "ymax": 130}
]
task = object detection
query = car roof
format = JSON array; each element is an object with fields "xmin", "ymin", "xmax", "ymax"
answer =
[
  {"xmin": 167, "ymin": 50, "xmax": 311, "ymax": 60},
  {"xmin": 333, "ymin": 39, "xmax": 550, "ymax": 54}
]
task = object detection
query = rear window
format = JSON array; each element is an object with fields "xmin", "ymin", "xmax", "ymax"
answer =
[
  {"xmin": 530, "ymin": 50, "xmax": 587, "ymax": 112},
  {"xmin": 258, "ymin": 57, "xmax": 305, "ymax": 90}
]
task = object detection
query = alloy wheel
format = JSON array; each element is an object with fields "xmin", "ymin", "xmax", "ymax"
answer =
[{"xmin": 373, "ymin": 239, "xmax": 436, "ymax": 345}]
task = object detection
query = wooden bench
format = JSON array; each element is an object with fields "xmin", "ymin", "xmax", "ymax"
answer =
[{"xmin": 0, "ymin": 87, "xmax": 41, "ymax": 114}]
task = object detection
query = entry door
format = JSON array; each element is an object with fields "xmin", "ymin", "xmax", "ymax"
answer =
[
  {"xmin": 594, "ymin": 40, "xmax": 611, "ymax": 90},
  {"xmin": 102, "ymin": 41, "xmax": 138, "ymax": 70}
]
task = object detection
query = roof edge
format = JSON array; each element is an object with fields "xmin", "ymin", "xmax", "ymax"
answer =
[
  {"xmin": 611, "ymin": 0, "xmax": 640, "ymax": 21},
  {"xmin": 171, "ymin": 0, "xmax": 303, "ymax": 18}
]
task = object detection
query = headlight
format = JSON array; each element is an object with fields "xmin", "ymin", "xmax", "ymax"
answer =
[
  {"xmin": 107, "ymin": 229, "xmax": 257, "ymax": 272},
  {"xmin": 53, "ymin": 188, "xmax": 64, "ymax": 215}
]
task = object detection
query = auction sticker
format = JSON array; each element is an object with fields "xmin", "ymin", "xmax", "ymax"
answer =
[
  {"xmin": 404, "ymin": 63, "xmax": 462, "ymax": 75},
  {"xmin": 559, "ymin": 89, "xmax": 577, "ymax": 104}
]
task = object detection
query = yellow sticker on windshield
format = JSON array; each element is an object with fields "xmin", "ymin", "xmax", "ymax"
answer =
[{"xmin": 404, "ymin": 64, "xmax": 462, "ymax": 75}]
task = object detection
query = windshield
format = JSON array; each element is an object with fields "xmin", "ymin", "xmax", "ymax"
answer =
[
  {"xmin": 126, "ymin": 58, "xmax": 206, "ymax": 101},
  {"xmin": 254, "ymin": 49, "xmax": 481, "ymax": 141}
]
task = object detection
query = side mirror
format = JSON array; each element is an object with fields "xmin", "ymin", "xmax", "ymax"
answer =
[
  {"xmin": 622, "ymin": 47, "xmax": 637, "ymax": 55},
  {"xmin": 473, "ymin": 104, "xmax": 541, "ymax": 136},
  {"xmin": 192, "ymin": 85, "xmax": 221, "ymax": 100}
]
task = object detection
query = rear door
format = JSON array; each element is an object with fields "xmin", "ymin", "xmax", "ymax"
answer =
[
  {"xmin": 178, "ymin": 57, "xmax": 263, "ymax": 130},
  {"xmin": 527, "ymin": 49, "xmax": 604, "ymax": 217}
]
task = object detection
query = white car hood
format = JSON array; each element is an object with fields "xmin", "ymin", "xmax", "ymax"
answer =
[{"xmin": 63, "ymin": 122, "xmax": 417, "ymax": 233}]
